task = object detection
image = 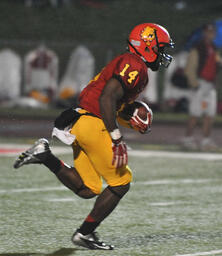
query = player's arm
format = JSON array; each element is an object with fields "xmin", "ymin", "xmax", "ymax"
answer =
[
  {"xmin": 99, "ymin": 78, "xmax": 124, "ymax": 132},
  {"xmin": 216, "ymin": 51, "xmax": 222, "ymax": 66},
  {"xmin": 99, "ymin": 77, "xmax": 127, "ymax": 168},
  {"xmin": 184, "ymin": 48, "xmax": 199, "ymax": 89}
]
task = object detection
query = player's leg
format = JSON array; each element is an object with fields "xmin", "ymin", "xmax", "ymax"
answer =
[
  {"xmin": 185, "ymin": 115, "xmax": 198, "ymax": 137},
  {"xmin": 202, "ymin": 115, "xmax": 214, "ymax": 137},
  {"xmin": 77, "ymin": 183, "xmax": 130, "ymax": 233},
  {"xmin": 13, "ymin": 138, "xmax": 97, "ymax": 199},
  {"xmin": 71, "ymin": 114, "xmax": 132, "ymax": 249},
  {"xmin": 72, "ymin": 140, "xmax": 103, "ymax": 195},
  {"xmin": 182, "ymin": 116, "xmax": 198, "ymax": 150},
  {"xmin": 13, "ymin": 134, "xmax": 112, "ymax": 249},
  {"xmin": 186, "ymin": 82, "xmax": 205, "ymax": 136},
  {"xmin": 202, "ymin": 85, "xmax": 217, "ymax": 138},
  {"xmin": 55, "ymin": 163, "xmax": 96, "ymax": 199},
  {"xmin": 72, "ymin": 183, "xmax": 129, "ymax": 250},
  {"xmin": 200, "ymin": 85, "xmax": 217, "ymax": 150},
  {"xmin": 182, "ymin": 82, "xmax": 203, "ymax": 149}
]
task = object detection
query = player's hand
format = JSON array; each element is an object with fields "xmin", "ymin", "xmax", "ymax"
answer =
[
  {"xmin": 112, "ymin": 138, "xmax": 128, "ymax": 168},
  {"xmin": 130, "ymin": 108, "xmax": 152, "ymax": 134},
  {"xmin": 110, "ymin": 129, "xmax": 128, "ymax": 168},
  {"xmin": 130, "ymin": 115, "xmax": 149, "ymax": 134}
]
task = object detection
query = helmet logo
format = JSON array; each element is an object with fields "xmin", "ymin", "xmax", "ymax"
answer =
[{"xmin": 141, "ymin": 26, "xmax": 156, "ymax": 46}]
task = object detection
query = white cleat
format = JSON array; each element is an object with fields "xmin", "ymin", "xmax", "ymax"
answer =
[
  {"xmin": 71, "ymin": 229, "xmax": 114, "ymax": 250},
  {"xmin": 13, "ymin": 138, "xmax": 50, "ymax": 169}
]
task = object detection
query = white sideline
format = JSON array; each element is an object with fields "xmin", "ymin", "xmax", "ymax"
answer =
[
  {"xmin": 129, "ymin": 150, "xmax": 222, "ymax": 161},
  {"xmin": 1, "ymin": 143, "xmax": 222, "ymax": 160},
  {"xmin": 175, "ymin": 249, "xmax": 222, "ymax": 256}
]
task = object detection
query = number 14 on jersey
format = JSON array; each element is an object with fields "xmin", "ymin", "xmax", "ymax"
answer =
[{"xmin": 120, "ymin": 64, "xmax": 138, "ymax": 84}]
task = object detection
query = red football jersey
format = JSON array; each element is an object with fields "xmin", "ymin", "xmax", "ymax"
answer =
[{"xmin": 79, "ymin": 52, "xmax": 148, "ymax": 117}]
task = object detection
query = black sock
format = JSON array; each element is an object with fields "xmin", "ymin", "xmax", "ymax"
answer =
[
  {"xmin": 79, "ymin": 215, "xmax": 100, "ymax": 235},
  {"xmin": 37, "ymin": 151, "xmax": 62, "ymax": 174}
]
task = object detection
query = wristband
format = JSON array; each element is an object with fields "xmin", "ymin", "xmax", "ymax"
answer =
[{"xmin": 110, "ymin": 129, "xmax": 122, "ymax": 140}]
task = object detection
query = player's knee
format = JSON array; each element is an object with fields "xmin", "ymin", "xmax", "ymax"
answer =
[
  {"xmin": 77, "ymin": 188, "xmax": 98, "ymax": 199},
  {"xmin": 76, "ymin": 183, "xmax": 102, "ymax": 199},
  {"xmin": 108, "ymin": 183, "xmax": 130, "ymax": 199},
  {"xmin": 76, "ymin": 183, "xmax": 99, "ymax": 199}
]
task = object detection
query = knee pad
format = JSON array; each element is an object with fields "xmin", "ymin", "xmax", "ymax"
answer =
[{"xmin": 108, "ymin": 183, "xmax": 130, "ymax": 199}]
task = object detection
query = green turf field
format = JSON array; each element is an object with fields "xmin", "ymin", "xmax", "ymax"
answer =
[{"xmin": 1, "ymin": 146, "xmax": 222, "ymax": 256}]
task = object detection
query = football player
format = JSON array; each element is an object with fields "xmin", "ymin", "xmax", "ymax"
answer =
[{"xmin": 14, "ymin": 23, "xmax": 174, "ymax": 250}]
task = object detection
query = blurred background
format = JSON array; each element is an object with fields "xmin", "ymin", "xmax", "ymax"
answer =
[{"xmin": 0, "ymin": 0, "xmax": 222, "ymax": 150}]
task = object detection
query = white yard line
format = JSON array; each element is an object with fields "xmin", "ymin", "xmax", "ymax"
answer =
[
  {"xmin": 135, "ymin": 179, "xmax": 214, "ymax": 185},
  {"xmin": 0, "ymin": 178, "xmax": 216, "ymax": 195},
  {"xmin": 0, "ymin": 186, "xmax": 67, "ymax": 194},
  {"xmin": 1, "ymin": 143, "xmax": 222, "ymax": 160},
  {"xmin": 149, "ymin": 202, "xmax": 181, "ymax": 206},
  {"xmin": 45, "ymin": 199, "xmax": 182, "ymax": 205},
  {"xmin": 175, "ymin": 249, "xmax": 222, "ymax": 256},
  {"xmin": 45, "ymin": 198, "xmax": 76, "ymax": 202}
]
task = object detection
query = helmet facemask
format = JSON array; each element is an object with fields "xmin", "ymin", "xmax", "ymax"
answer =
[
  {"xmin": 152, "ymin": 30, "xmax": 174, "ymax": 68},
  {"xmin": 150, "ymin": 45, "xmax": 173, "ymax": 70},
  {"xmin": 159, "ymin": 50, "xmax": 173, "ymax": 68}
]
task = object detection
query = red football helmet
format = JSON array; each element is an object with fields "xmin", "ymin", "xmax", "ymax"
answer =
[{"xmin": 128, "ymin": 23, "xmax": 174, "ymax": 70}]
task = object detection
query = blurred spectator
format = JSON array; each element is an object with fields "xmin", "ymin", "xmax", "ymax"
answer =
[
  {"xmin": 182, "ymin": 23, "xmax": 222, "ymax": 151},
  {"xmin": 57, "ymin": 45, "xmax": 95, "ymax": 108},
  {"xmin": 24, "ymin": 0, "xmax": 71, "ymax": 7},
  {"xmin": 79, "ymin": 0, "xmax": 107, "ymax": 8},
  {"xmin": 0, "ymin": 48, "xmax": 22, "ymax": 103},
  {"xmin": 49, "ymin": 0, "xmax": 72, "ymax": 7},
  {"xmin": 25, "ymin": 0, "xmax": 46, "ymax": 7},
  {"xmin": 24, "ymin": 44, "xmax": 58, "ymax": 106},
  {"xmin": 163, "ymin": 50, "xmax": 190, "ymax": 112}
]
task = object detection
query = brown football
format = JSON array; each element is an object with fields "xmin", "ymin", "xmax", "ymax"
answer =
[{"xmin": 136, "ymin": 106, "xmax": 148, "ymax": 121}]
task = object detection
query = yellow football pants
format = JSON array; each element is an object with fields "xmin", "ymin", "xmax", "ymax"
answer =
[{"xmin": 70, "ymin": 110, "xmax": 132, "ymax": 194}]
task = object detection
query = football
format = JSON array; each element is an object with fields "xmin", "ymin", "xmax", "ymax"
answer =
[
  {"xmin": 117, "ymin": 101, "xmax": 153, "ymax": 133},
  {"xmin": 136, "ymin": 105, "xmax": 149, "ymax": 121}
]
